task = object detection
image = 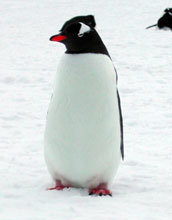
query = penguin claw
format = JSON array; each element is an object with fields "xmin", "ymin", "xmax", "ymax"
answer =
[
  {"xmin": 47, "ymin": 180, "xmax": 70, "ymax": 191},
  {"xmin": 88, "ymin": 187, "xmax": 112, "ymax": 196},
  {"xmin": 47, "ymin": 186, "xmax": 66, "ymax": 190}
]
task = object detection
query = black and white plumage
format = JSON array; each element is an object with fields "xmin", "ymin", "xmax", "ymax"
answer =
[
  {"xmin": 44, "ymin": 15, "xmax": 124, "ymax": 196},
  {"xmin": 146, "ymin": 8, "xmax": 172, "ymax": 30}
]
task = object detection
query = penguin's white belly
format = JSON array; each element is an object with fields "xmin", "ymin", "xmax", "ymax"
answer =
[{"xmin": 44, "ymin": 53, "xmax": 121, "ymax": 188}]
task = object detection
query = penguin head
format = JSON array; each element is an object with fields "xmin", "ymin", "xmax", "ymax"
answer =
[
  {"xmin": 49, "ymin": 16, "xmax": 109, "ymax": 56},
  {"xmin": 164, "ymin": 8, "xmax": 172, "ymax": 14},
  {"xmin": 50, "ymin": 22, "xmax": 95, "ymax": 52}
]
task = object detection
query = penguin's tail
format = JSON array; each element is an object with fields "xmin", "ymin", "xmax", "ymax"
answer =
[{"xmin": 145, "ymin": 24, "xmax": 157, "ymax": 29}]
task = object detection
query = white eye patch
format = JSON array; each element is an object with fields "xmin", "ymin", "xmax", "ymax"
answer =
[{"xmin": 78, "ymin": 23, "xmax": 91, "ymax": 37}]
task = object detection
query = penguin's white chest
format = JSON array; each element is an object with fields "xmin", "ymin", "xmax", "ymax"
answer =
[{"xmin": 44, "ymin": 53, "xmax": 121, "ymax": 188}]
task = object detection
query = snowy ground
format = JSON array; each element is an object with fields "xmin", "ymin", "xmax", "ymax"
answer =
[{"xmin": 1, "ymin": 0, "xmax": 172, "ymax": 219}]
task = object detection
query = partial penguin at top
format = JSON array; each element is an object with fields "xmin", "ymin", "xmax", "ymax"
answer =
[{"xmin": 146, "ymin": 8, "xmax": 172, "ymax": 30}]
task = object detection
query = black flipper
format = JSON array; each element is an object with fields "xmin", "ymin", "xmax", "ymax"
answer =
[
  {"xmin": 146, "ymin": 24, "xmax": 157, "ymax": 29},
  {"xmin": 117, "ymin": 89, "xmax": 124, "ymax": 160},
  {"xmin": 113, "ymin": 65, "xmax": 124, "ymax": 159}
]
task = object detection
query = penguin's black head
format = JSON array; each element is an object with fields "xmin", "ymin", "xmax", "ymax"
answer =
[
  {"xmin": 49, "ymin": 16, "xmax": 109, "ymax": 56},
  {"xmin": 164, "ymin": 8, "xmax": 172, "ymax": 14}
]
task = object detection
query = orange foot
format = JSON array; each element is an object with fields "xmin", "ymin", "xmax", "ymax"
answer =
[
  {"xmin": 47, "ymin": 180, "xmax": 70, "ymax": 191},
  {"xmin": 89, "ymin": 183, "xmax": 112, "ymax": 196}
]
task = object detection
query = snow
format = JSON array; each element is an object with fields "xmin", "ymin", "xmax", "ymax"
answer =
[{"xmin": 0, "ymin": 0, "xmax": 172, "ymax": 219}]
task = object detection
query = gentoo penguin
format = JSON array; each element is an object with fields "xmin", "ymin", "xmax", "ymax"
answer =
[
  {"xmin": 146, "ymin": 8, "xmax": 172, "ymax": 30},
  {"xmin": 44, "ymin": 15, "xmax": 124, "ymax": 196}
]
